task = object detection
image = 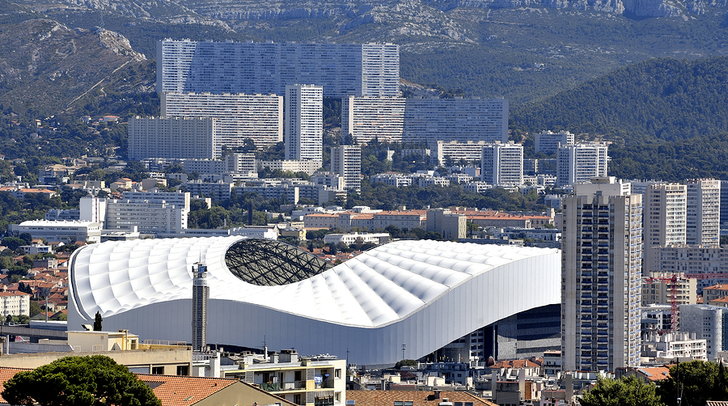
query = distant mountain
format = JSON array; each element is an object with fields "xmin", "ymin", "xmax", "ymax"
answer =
[
  {"xmin": 513, "ymin": 56, "xmax": 728, "ymax": 180},
  {"xmin": 0, "ymin": 18, "xmax": 152, "ymax": 115}
]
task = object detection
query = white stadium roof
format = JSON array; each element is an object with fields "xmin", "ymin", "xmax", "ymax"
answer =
[{"xmin": 69, "ymin": 237, "xmax": 561, "ymax": 364}]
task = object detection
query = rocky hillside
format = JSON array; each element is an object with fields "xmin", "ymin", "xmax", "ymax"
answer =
[{"xmin": 0, "ymin": 18, "xmax": 152, "ymax": 115}]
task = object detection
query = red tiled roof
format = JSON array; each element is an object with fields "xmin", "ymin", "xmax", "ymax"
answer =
[
  {"xmin": 492, "ymin": 359, "xmax": 541, "ymax": 369},
  {"xmin": 637, "ymin": 366, "xmax": 671, "ymax": 382},
  {"xmin": 347, "ymin": 390, "xmax": 496, "ymax": 406},
  {"xmin": 705, "ymin": 284, "xmax": 728, "ymax": 291}
]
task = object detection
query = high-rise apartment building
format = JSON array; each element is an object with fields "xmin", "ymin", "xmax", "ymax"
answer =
[
  {"xmin": 331, "ymin": 145, "xmax": 362, "ymax": 192},
  {"xmin": 284, "ymin": 84, "xmax": 323, "ymax": 162},
  {"xmin": 561, "ymin": 177, "xmax": 642, "ymax": 372},
  {"xmin": 157, "ymin": 39, "xmax": 400, "ymax": 97},
  {"xmin": 341, "ymin": 96, "xmax": 406, "ymax": 143},
  {"xmin": 643, "ymin": 183, "xmax": 687, "ymax": 271},
  {"xmin": 720, "ymin": 180, "xmax": 728, "ymax": 235},
  {"xmin": 686, "ymin": 179, "xmax": 721, "ymax": 248},
  {"xmin": 403, "ymin": 98, "xmax": 509, "ymax": 145},
  {"xmin": 341, "ymin": 97, "xmax": 508, "ymax": 145},
  {"xmin": 556, "ymin": 143, "xmax": 609, "ymax": 188},
  {"xmin": 481, "ymin": 142, "xmax": 524, "ymax": 187},
  {"xmin": 128, "ymin": 117, "xmax": 216, "ymax": 160},
  {"xmin": 434, "ymin": 141, "xmax": 489, "ymax": 165},
  {"xmin": 535, "ymin": 130, "xmax": 575, "ymax": 155},
  {"xmin": 161, "ymin": 92, "xmax": 283, "ymax": 152}
]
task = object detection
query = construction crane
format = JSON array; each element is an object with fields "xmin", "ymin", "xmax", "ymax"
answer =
[{"xmin": 643, "ymin": 274, "xmax": 681, "ymax": 333}]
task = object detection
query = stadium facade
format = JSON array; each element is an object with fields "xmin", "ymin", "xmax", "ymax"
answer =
[{"xmin": 69, "ymin": 237, "xmax": 560, "ymax": 365}]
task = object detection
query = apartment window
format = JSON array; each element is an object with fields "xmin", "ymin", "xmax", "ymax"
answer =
[
  {"xmin": 394, "ymin": 402, "xmax": 414, "ymax": 406},
  {"xmin": 151, "ymin": 366, "xmax": 164, "ymax": 375},
  {"xmin": 176, "ymin": 365, "xmax": 189, "ymax": 376},
  {"xmin": 335, "ymin": 369, "xmax": 342, "ymax": 378}
]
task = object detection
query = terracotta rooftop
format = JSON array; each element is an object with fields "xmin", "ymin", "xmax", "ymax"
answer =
[
  {"xmin": 705, "ymin": 284, "xmax": 728, "ymax": 291},
  {"xmin": 637, "ymin": 366, "xmax": 671, "ymax": 382},
  {"xmin": 347, "ymin": 390, "xmax": 496, "ymax": 406},
  {"xmin": 491, "ymin": 359, "xmax": 541, "ymax": 369}
]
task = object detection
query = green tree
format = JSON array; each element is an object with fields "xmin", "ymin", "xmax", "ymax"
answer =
[
  {"xmin": 2, "ymin": 355, "xmax": 161, "ymax": 406},
  {"xmin": 580, "ymin": 375, "xmax": 664, "ymax": 406},
  {"xmin": 658, "ymin": 360, "xmax": 728, "ymax": 406}
]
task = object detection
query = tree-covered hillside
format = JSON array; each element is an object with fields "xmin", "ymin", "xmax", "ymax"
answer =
[{"xmin": 513, "ymin": 56, "xmax": 728, "ymax": 180}]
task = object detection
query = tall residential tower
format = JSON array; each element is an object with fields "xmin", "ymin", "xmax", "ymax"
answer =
[
  {"xmin": 561, "ymin": 177, "xmax": 642, "ymax": 372},
  {"xmin": 284, "ymin": 84, "xmax": 323, "ymax": 162}
]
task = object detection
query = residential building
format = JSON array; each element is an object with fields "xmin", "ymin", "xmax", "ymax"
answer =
[
  {"xmin": 481, "ymin": 141, "xmax": 524, "ymax": 187},
  {"xmin": 224, "ymin": 152, "xmax": 257, "ymax": 174},
  {"xmin": 642, "ymin": 304, "xmax": 675, "ymax": 336},
  {"xmin": 0, "ymin": 292, "xmax": 30, "ymax": 317},
  {"xmin": 404, "ymin": 98, "xmax": 509, "ymax": 144},
  {"xmin": 105, "ymin": 199, "xmax": 188, "ymax": 235},
  {"xmin": 543, "ymin": 350, "xmax": 562, "ymax": 377},
  {"xmin": 182, "ymin": 181, "xmax": 233, "ymax": 202},
  {"xmin": 686, "ymin": 178, "xmax": 721, "ymax": 248},
  {"xmin": 720, "ymin": 179, "xmax": 728, "ymax": 235},
  {"xmin": 259, "ymin": 160, "xmax": 322, "ymax": 176},
  {"xmin": 434, "ymin": 140, "xmax": 489, "ymax": 165},
  {"xmin": 647, "ymin": 246, "xmax": 728, "ymax": 293},
  {"xmin": 122, "ymin": 191, "xmax": 191, "ymax": 211},
  {"xmin": 679, "ymin": 304, "xmax": 728, "ymax": 360},
  {"xmin": 341, "ymin": 96, "xmax": 406, "ymax": 143},
  {"xmin": 346, "ymin": 390, "xmax": 495, "ymax": 406},
  {"xmin": 534, "ymin": 130, "xmax": 575, "ymax": 155},
  {"xmin": 128, "ymin": 117, "xmax": 216, "ymax": 160},
  {"xmin": 704, "ymin": 284, "xmax": 728, "ymax": 303},
  {"xmin": 222, "ymin": 349, "xmax": 346, "ymax": 406},
  {"xmin": 9, "ymin": 220, "xmax": 102, "ymax": 243},
  {"xmin": 556, "ymin": 143, "xmax": 609, "ymax": 187},
  {"xmin": 157, "ymin": 39, "xmax": 400, "ymax": 97},
  {"xmin": 643, "ymin": 183, "xmax": 687, "ymax": 270},
  {"xmin": 285, "ymin": 85, "xmax": 323, "ymax": 161},
  {"xmin": 370, "ymin": 173, "xmax": 412, "ymax": 187},
  {"xmin": 641, "ymin": 332, "xmax": 707, "ymax": 363},
  {"xmin": 161, "ymin": 92, "xmax": 283, "ymax": 151},
  {"xmin": 642, "ymin": 272, "xmax": 697, "ymax": 306},
  {"xmin": 330, "ymin": 145, "xmax": 362, "ymax": 192},
  {"xmin": 425, "ymin": 209, "xmax": 467, "ymax": 240},
  {"xmin": 322, "ymin": 232, "xmax": 390, "ymax": 246},
  {"xmin": 561, "ymin": 177, "xmax": 642, "ymax": 372}
]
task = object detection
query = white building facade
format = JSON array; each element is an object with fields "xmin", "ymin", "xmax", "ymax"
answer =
[
  {"xmin": 330, "ymin": 145, "xmax": 362, "ymax": 192},
  {"xmin": 534, "ymin": 130, "xmax": 575, "ymax": 155},
  {"xmin": 556, "ymin": 143, "xmax": 609, "ymax": 187},
  {"xmin": 481, "ymin": 142, "xmax": 524, "ymax": 187},
  {"xmin": 157, "ymin": 40, "xmax": 400, "ymax": 97},
  {"xmin": 161, "ymin": 92, "xmax": 283, "ymax": 151},
  {"xmin": 285, "ymin": 84, "xmax": 323, "ymax": 162},
  {"xmin": 128, "ymin": 117, "xmax": 216, "ymax": 160},
  {"xmin": 686, "ymin": 178, "xmax": 721, "ymax": 248}
]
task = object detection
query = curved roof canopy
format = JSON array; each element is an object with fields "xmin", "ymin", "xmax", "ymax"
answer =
[{"xmin": 225, "ymin": 239, "xmax": 330, "ymax": 286}]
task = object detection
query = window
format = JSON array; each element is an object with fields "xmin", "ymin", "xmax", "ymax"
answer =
[
  {"xmin": 394, "ymin": 402, "xmax": 414, "ymax": 406},
  {"xmin": 151, "ymin": 366, "xmax": 164, "ymax": 375},
  {"xmin": 176, "ymin": 365, "xmax": 189, "ymax": 376},
  {"xmin": 335, "ymin": 369, "xmax": 342, "ymax": 378}
]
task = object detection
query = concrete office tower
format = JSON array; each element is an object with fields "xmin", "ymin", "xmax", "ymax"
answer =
[
  {"xmin": 285, "ymin": 85, "xmax": 323, "ymax": 161},
  {"xmin": 128, "ymin": 117, "xmax": 216, "ymax": 160},
  {"xmin": 161, "ymin": 92, "xmax": 283, "ymax": 152},
  {"xmin": 481, "ymin": 142, "xmax": 524, "ymax": 187},
  {"xmin": 341, "ymin": 96, "xmax": 406, "ymax": 143},
  {"xmin": 192, "ymin": 262, "xmax": 209, "ymax": 351},
  {"xmin": 687, "ymin": 179, "xmax": 721, "ymax": 248},
  {"xmin": 535, "ymin": 130, "xmax": 575, "ymax": 155},
  {"xmin": 331, "ymin": 145, "xmax": 362, "ymax": 192},
  {"xmin": 561, "ymin": 177, "xmax": 642, "ymax": 372},
  {"xmin": 643, "ymin": 183, "xmax": 687, "ymax": 272},
  {"xmin": 157, "ymin": 40, "xmax": 400, "ymax": 97},
  {"xmin": 556, "ymin": 143, "xmax": 609, "ymax": 188},
  {"xmin": 403, "ymin": 98, "xmax": 509, "ymax": 144}
]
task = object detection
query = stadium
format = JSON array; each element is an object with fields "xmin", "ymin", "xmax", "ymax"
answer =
[{"xmin": 68, "ymin": 237, "xmax": 560, "ymax": 365}]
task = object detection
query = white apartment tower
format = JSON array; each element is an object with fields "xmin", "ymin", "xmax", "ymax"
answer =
[
  {"xmin": 643, "ymin": 183, "xmax": 687, "ymax": 272},
  {"xmin": 535, "ymin": 130, "xmax": 575, "ymax": 155},
  {"xmin": 686, "ymin": 179, "xmax": 721, "ymax": 248},
  {"xmin": 128, "ymin": 117, "xmax": 216, "ymax": 160},
  {"xmin": 341, "ymin": 96, "xmax": 406, "ymax": 143},
  {"xmin": 331, "ymin": 145, "xmax": 362, "ymax": 192},
  {"xmin": 285, "ymin": 84, "xmax": 323, "ymax": 162},
  {"xmin": 556, "ymin": 143, "xmax": 609, "ymax": 187},
  {"xmin": 481, "ymin": 142, "xmax": 524, "ymax": 187},
  {"xmin": 157, "ymin": 40, "xmax": 400, "ymax": 97},
  {"xmin": 161, "ymin": 92, "xmax": 283, "ymax": 152},
  {"xmin": 561, "ymin": 177, "xmax": 642, "ymax": 372}
]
